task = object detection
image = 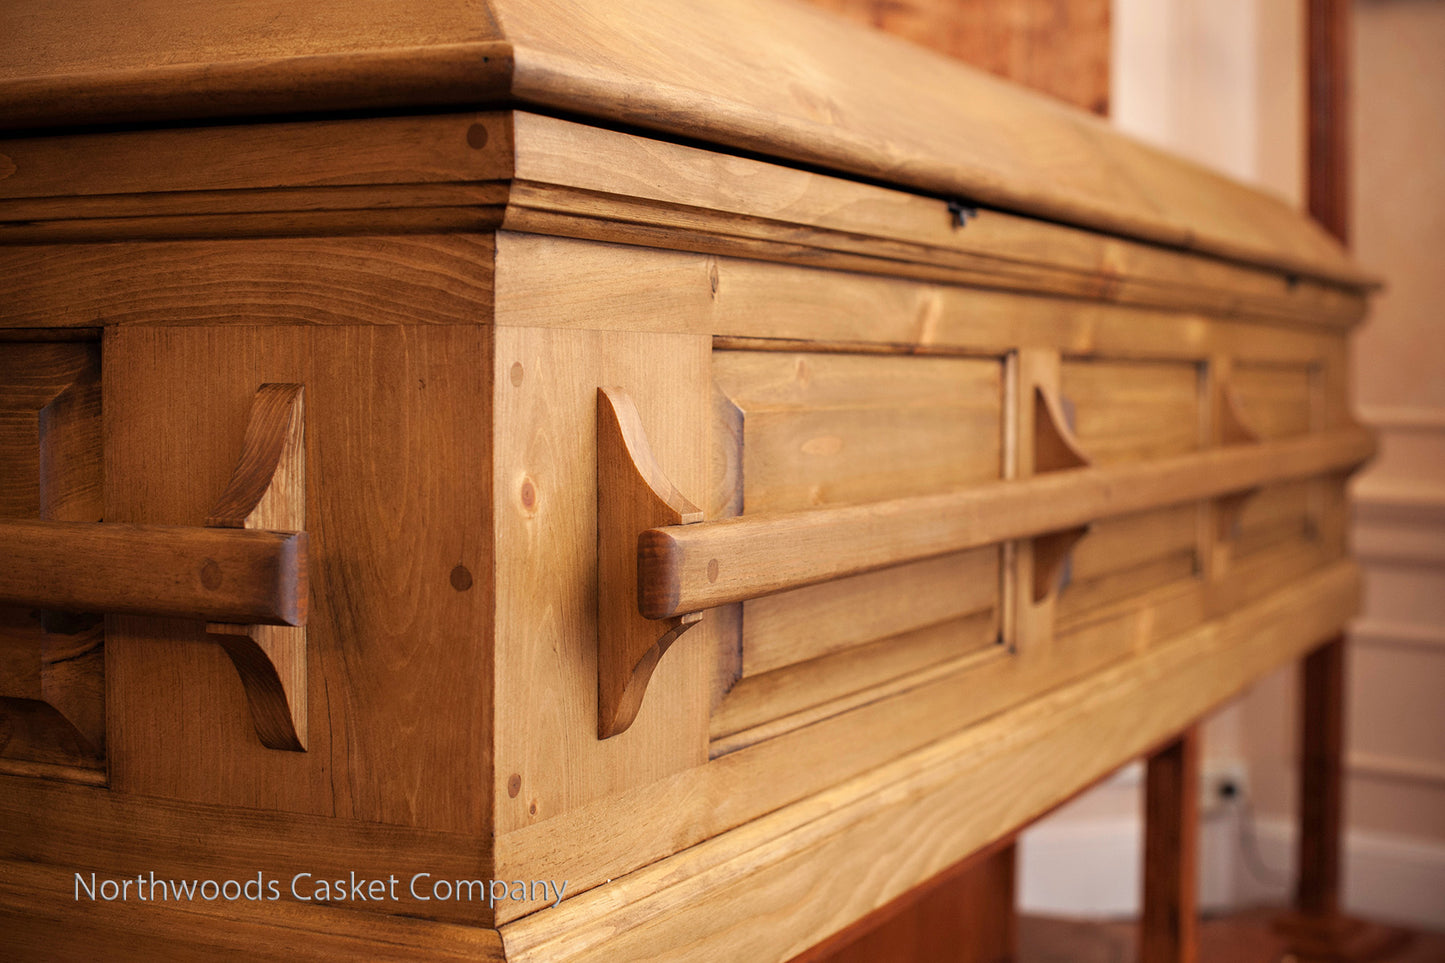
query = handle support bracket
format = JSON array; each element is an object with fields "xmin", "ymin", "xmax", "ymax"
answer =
[{"xmin": 596, "ymin": 387, "xmax": 702, "ymax": 739}]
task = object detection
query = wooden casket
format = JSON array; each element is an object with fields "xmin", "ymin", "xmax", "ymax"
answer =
[{"xmin": 0, "ymin": 1, "xmax": 1376, "ymax": 959}]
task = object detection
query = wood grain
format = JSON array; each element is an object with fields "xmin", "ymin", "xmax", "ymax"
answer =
[
  {"xmin": 0, "ymin": 7, "xmax": 510, "ymax": 131},
  {"xmin": 0, "ymin": 859, "xmax": 505, "ymax": 962},
  {"xmin": 0, "ymin": 776, "xmax": 496, "ymax": 928},
  {"xmin": 0, "ymin": 0, "xmax": 1370, "ymax": 294},
  {"xmin": 498, "ymin": 0, "xmax": 1365, "ymax": 285},
  {"xmin": 506, "ymin": 114, "xmax": 1372, "ymax": 325},
  {"xmin": 490, "ymin": 325, "xmax": 710, "ymax": 836},
  {"xmin": 1232, "ymin": 363, "xmax": 1314, "ymax": 439},
  {"xmin": 595, "ymin": 387, "xmax": 704, "ymax": 738},
  {"xmin": 1029, "ymin": 384, "xmax": 1093, "ymax": 601},
  {"xmin": 0, "ymin": 342, "xmax": 101, "ymax": 520},
  {"xmin": 498, "ymin": 562, "xmax": 1362, "ymax": 955},
  {"xmin": 0, "ymin": 2, "xmax": 1384, "ymax": 956},
  {"xmin": 0, "ymin": 0, "xmax": 1365, "ymax": 289},
  {"xmin": 104, "ymin": 324, "xmax": 493, "ymax": 835},
  {"xmin": 1061, "ymin": 357, "xmax": 1202, "ymax": 465},
  {"xmin": 708, "ymin": 347, "xmax": 1005, "ymax": 731},
  {"xmin": 1057, "ymin": 505, "xmax": 1200, "ymax": 628},
  {"xmin": 739, "ymin": 550, "xmax": 998, "ymax": 679},
  {"xmin": 713, "ymin": 350, "xmax": 1003, "ymax": 513},
  {"xmin": 0, "ymin": 112, "xmax": 513, "ymax": 243},
  {"xmin": 787, "ymin": 841, "xmax": 1017, "ymax": 963},
  {"xmin": 0, "ymin": 519, "xmax": 305, "ymax": 625},
  {"xmin": 206, "ymin": 384, "xmax": 309, "ymax": 752},
  {"xmin": 0, "ymin": 235, "xmax": 496, "ymax": 330},
  {"xmin": 0, "ymin": 114, "xmax": 513, "ymax": 202},
  {"xmin": 0, "ymin": 339, "xmax": 104, "ymax": 775},
  {"xmin": 494, "ymin": 544, "xmax": 1348, "ymax": 924},
  {"xmin": 494, "ymin": 234, "xmax": 1361, "ymax": 348},
  {"xmin": 711, "ymin": 611, "xmax": 1002, "ymax": 747}
]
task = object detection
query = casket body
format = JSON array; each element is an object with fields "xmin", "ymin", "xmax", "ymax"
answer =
[{"xmin": 0, "ymin": 2, "xmax": 1375, "ymax": 959}]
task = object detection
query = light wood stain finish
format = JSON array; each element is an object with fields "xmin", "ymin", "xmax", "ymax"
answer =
[{"xmin": 0, "ymin": 2, "xmax": 1380, "ymax": 958}]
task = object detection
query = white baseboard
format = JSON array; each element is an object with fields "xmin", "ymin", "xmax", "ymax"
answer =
[
  {"xmin": 1018, "ymin": 812, "xmax": 1242, "ymax": 918},
  {"xmin": 1242, "ymin": 819, "xmax": 1445, "ymax": 930},
  {"xmin": 1019, "ymin": 814, "xmax": 1445, "ymax": 930},
  {"xmin": 1019, "ymin": 817, "xmax": 1140, "ymax": 918}
]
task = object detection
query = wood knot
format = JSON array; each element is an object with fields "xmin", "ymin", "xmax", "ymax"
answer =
[{"xmin": 450, "ymin": 564, "xmax": 474, "ymax": 591}]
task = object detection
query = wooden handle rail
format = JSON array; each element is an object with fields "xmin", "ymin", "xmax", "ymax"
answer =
[
  {"xmin": 640, "ymin": 427, "xmax": 1375, "ymax": 620},
  {"xmin": 0, "ymin": 384, "xmax": 309, "ymax": 751},
  {"xmin": 0, "ymin": 519, "xmax": 305, "ymax": 624}
]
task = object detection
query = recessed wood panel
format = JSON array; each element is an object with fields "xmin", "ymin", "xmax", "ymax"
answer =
[
  {"xmin": 1232, "ymin": 362, "xmax": 1318, "ymax": 557},
  {"xmin": 1060, "ymin": 357, "xmax": 1201, "ymax": 464},
  {"xmin": 1057, "ymin": 357, "xmax": 1202, "ymax": 624},
  {"xmin": 1233, "ymin": 362, "xmax": 1314, "ymax": 439},
  {"xmin": 741, "ymin": 548, "xmax": 998, "ymax": 677},
  {"xmin": 1056, "ymin": 503, "xmax": 1200, "ymax": 627},
  {"xmin": 712, "ymin": 609, "xmax": 1001, "ymax": 744},
  {"xmin": 710, "ymin": 349, "xmax": 1004, "ymax": 747},
  {"xmin": 714, "ymin": 350, "xmax": 1002, "ymax": 512},
  {"xmin": 0, "ymin": 341, "xmax": 104, "ymax": 776}
]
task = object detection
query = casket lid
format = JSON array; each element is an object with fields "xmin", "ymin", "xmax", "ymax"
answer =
[{"xmin": 0, "ymin": 0, "xmax": 1370, "ymax": 287}]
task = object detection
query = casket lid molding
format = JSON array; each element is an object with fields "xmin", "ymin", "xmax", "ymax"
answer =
[{"xmin": 0, "ymin": 0, "xmax": 1370, "ymax": 288}]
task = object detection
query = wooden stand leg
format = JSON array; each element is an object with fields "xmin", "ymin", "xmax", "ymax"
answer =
[
  {"xmin": 1300, "ymin": 636, "xmax": 1347, "ymax": 920},
  {"xmin": 1142, "ymin": 727, "xmax": 1199, "ymax": 963},
  {"xmin": 1274, "ymin": 636, "xmax": 1410, "ymax": 961}
]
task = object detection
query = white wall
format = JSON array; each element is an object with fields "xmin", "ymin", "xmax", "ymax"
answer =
[{"xmin": 1022, "ymin": 0, "xmax": 1445, "ymax": 930}]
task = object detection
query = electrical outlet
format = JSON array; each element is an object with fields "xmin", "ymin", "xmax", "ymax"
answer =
[{"xmin": 1199, "ymin": 760, "xmax": 1248, "ymax": 816}]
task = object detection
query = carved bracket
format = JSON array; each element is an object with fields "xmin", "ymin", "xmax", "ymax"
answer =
[
  {"xmin": 597, "ymin": 387, "xmax": 702, "ymax": 740},
  {"xmin": 205, "ymin": 384, "xmax": 308, "ymax": 752},
  {"xmin": 1031, "ymin": 386, "xmax": 1092, "ymax": 601},
  {"xmin": 1215, "ymin": 387, "xmax": 1262, "ymax": 541}
]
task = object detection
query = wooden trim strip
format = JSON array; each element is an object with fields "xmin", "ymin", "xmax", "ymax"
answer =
[
  {"xmin": 0, "ymin": 518, "xmax": 306, "ymax": 626},
  {"xmin": 641, "ymin": 428, "xmax": 1373, "ymax": 619},
  {"xmin": 505, "ymin": 114, "xmax": 1372, "ymax": 326},
  {"xmin": 0, "ymin": 43, "xmax": 514, "ymax": 132}
]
